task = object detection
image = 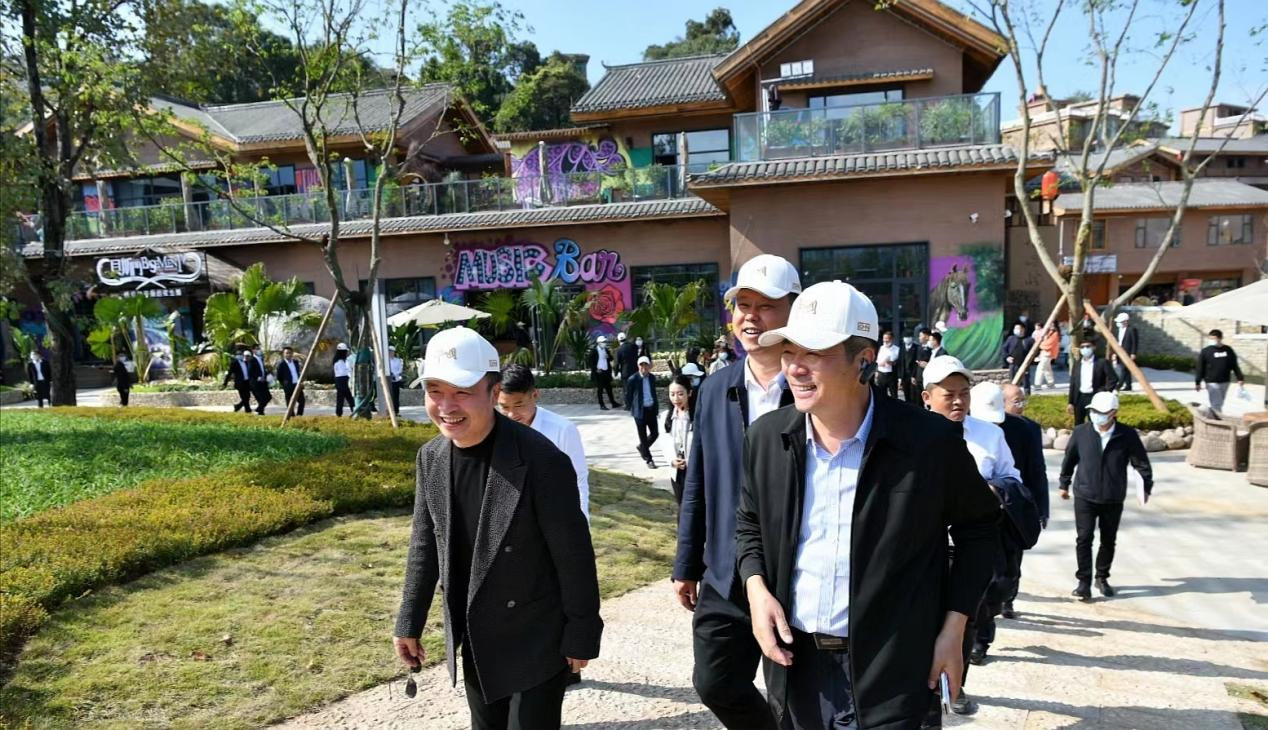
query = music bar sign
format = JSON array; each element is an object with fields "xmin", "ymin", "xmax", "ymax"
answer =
[{"xmin": 97, "ymin": 252, "xmax": 205, "ymax": 295}]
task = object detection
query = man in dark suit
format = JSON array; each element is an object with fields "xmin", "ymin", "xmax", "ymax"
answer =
[
  {"xmin": 673, "ymin": 253, "xmax": 799, "ymax": 730},
  {"xmin": 615, "ymin": 332, "xmax": 637, "ymax": 382},
  {"xmin": 998, "ymin": 383, "xmax": 1049, "ymax": 620},
  {"xmin": 587, "ymin": 335, "xmax": 619, "ymax": 410},
  {"xmin": 736, "ymin": 281, "xmax": 1001, "ymax": 729},
  {"xmin": 906, "ymin": 329, "xmax": 930, "ymax": 403},
  {"xmin": 275, "ymin": 346, "xmax": 305, "ymax": 417},
  {"xmin": 26, "ymin": 351, "xmax": 52, "ymax": 407},
  {"xmin": 221, "ymin": 347, "xmax": 254, "ymax": 413},
  {"xmin": 1001, "ymin": 323, "xmax": 1034, "ymax": 394},
  {"xmin": 624, "ymin": 356, "xmax": 659, "ymax": 468},
  {"xmin": 1067, "ymin": 342, "xmax": 1118, "ymax": 425},
  {"xmin": 247, "ymin": 347, "xmax": 272, "ymax": 415},
  {"xmin": 112, "ymin": 353, "xmax": 136, "ymax": 407},
  {"xmin": 1111, "ymin": 312, "xmax": 1139, "ymax": 392},
  {"xmin": 394, "ymin": 326, "xmax": 602, "ymax": 730}
]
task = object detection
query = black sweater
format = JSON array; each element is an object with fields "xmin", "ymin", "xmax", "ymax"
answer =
[
  {"xmin": 1196, "ymin": 344, "xmax": 1243, "ymax": 385},
  {"xmin": 1059, "ymin": 422, "xmax": 1153, "ymax": 503}
]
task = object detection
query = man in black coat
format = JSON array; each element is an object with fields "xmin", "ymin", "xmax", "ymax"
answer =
[
  {"xmin": 394, "ymin": 327, "xmax": 601, "ymax": 730},
  {"xmin": 624, "ymin": 356, "xmax": 660, "ymax": 468},
  {"xmin": 587, "ymin": 335, "xmax": 619, "ymax": 410},
  {"xmin": 275, "ymin": 346, "xmax": 305, "ymax": 417},
  {"xmin": 246, "ymin": 348, "xmax": 272, "ymax": 415},
  {"xmin": 26, "ymin": 351, "xmax": 52, "ymax": 407},
  {"xmin": 673, "ymin": 253, "xmax": 799, "ymax": 730},
  {"xmin": 112, "ymin": 353, "xmax": 136, "ymax": 407},
  {"xmin": 902, "ymin": 332, "xmax": 923, "ymax": 404},
  {"xmin": 736, "ymin": 281, "xmax": 1001, "ymax": 729},
  {"xmin": 221, "ymin": 347, "xmax": 254, "ymax": 413},
  {"xmin": 1067, "ymin": 342, "xmax": 1118, "ymax": 425},
  {"xmin": 1196, "ymin": 328, "xmax": 1245, "ymax": 415},
  {"xmin": 1110, "ymin": 312, "xmax": 1139, "ymax": 392},
  {"xmin": 1059, "ymin": 391, "xmax": 1153, "ymax": 601},
  {"xmin": 615, "ymin": 332, "xmax": 639, "ymax": 382},
  {"xmin": 1001, "ymin": 323, "xmax": 1034, "ymax": 394}
]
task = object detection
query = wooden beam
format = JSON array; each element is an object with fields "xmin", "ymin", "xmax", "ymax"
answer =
[{"xmin": 1082, "ymin": 300, "xmax": 1168, "ymax": 414}]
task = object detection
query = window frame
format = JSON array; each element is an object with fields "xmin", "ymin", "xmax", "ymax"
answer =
[
  {"xmin": 1207, "ymin": 214, "xmax": 1254, "ymax": 246},
  {"xmin": 1134, "ymin": 217, "xmax": 1180, "ymax": 249}
]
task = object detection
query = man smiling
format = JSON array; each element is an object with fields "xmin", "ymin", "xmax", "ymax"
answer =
[
  {"xmin": 735, "ymin": 280, "xmax": 1000, "ymax": 729},
  {"xmin": 394, "ymin": 327, "xmax": 602, "ymax": 730}
]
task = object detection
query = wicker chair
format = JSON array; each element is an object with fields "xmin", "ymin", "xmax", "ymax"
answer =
[
  {"xmin": 1248, "ymin": 420, "xmax": 1268, "ymax": 487},
  {"xmin": 1187, "ymin": 407, "xmax": 1248, "ymax": 472}
]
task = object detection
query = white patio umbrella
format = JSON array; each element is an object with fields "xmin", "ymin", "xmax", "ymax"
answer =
[
  {"xmin": 1172, "ymin": 279, "xmax": 1268, "ymax": 408},
  {"xmin": 386, "ymin": 298, "xmax": 490, "ymax": 328}
]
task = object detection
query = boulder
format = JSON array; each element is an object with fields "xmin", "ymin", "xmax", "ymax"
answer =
[
  {"xmin": 1163, "ymin": 432, "xmax": 1187, "ymax": 450},
  {"xmin": 1053, "ymin": 434, "xmax": 1071, "ymax": 452},
  {"xmin": 1183, "ymin": 435, "xmax": 1193, "ymax": 448},
  {"xmin": 258, "ymin": 295, "xmax": 349, "ymax": 381},
  {"xmin": 1144, "ymin": 433, "xmax": 1167, "ymax": 452},
  {"xmin": 1042, "ymin": 431, "xmax": 1055, "ymax": 449}
]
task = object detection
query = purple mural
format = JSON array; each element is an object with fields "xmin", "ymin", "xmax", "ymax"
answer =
[
  {"xmin": 929, "ymin": 256, "xmax": 979, "ymax": 326},
  {"xmin": 510, "ymin": 138, "xmax": 627, "ymax": 203}
]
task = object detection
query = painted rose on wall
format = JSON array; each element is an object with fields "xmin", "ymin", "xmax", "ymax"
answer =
[{"xmin": 588, "ymin": 283, "xmax": 624, "ymax": 325}]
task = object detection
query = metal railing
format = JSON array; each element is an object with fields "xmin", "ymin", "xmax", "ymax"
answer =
[
  {"xmin": 25, "ymin": 166, "xmax": 683, "ymax": 242},
  {"xmin": 733, "ymin": 92, "xmax": 1001, "ymax": 162}
]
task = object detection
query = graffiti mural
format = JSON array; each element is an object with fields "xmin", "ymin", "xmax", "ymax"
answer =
[
  {"xmin": 510, "ymin": 137, "xmax": 628, "ymax": 204},
  {"xmin": 931, "ymin": 244, "xmax": 1006, "ymax": 369},
  {"xmin": 441, "ymin": 236, "xmax": 632, "ymax": 334}
]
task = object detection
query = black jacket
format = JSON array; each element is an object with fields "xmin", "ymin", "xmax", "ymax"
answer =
[
  {"xmin": 1196, "ymin": 344, "xmax": 1243, "ymax": 385},
  {"xmin": 587, "ymin": 345, "xmax": 614, "ymax": 379},
  {"xmin": 736, "ymin": 396, "xmax": 1001, "ymax": 729},
  {"xmin": 1067, "ymin": 357, "xmax": 1118, "ymax": 404},
  {"xmin": 395, "ymin": 414, "xmax": 602, "ymax": 702},
  {"xmin": 615, "ymin": 341, "xmax": 642, "ymax": 380},
  {"xmin": 673, "ymin": 357, "xmax": 792, "ymax": 594},
  {"xmin": 276, "ymin": 357, "xmax": 303, "ymax": 387},
  {"xmin": 1112, "ymin": 325, "xmax": 1139, "ymax": 357},
  {"xmin": 1059, "ymin": 422, "xmax": 1153, "ymax": 503},
  {"xmin": 221, "ymin": 357, "xmax": 252, "ymax": 389},
  {"xmin": 112, "ymin": 361, "xmax": 135, "ymax": 389},
  {"xmin": 248, "ymin": 355, "xmax": 270, "ymax": 383},
  {"xmin": 624, "ymin": 372, "xmax": 658, "ymax": 421},
  {"xmin": 25, "ymin": 359, "xmax": 51, "ymax": 384},
  {"xmin": 1001, "ymin": 334, "xmax": 1033, "ymax": 365},
  {"xmin": 901, "ymin": 342, "xmax": 920, "ymax": 380},
  {"xmin": 1000, "ymin": 414, "xmax": 1049, "ymax": 523}
]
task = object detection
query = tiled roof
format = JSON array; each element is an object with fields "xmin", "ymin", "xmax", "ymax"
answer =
[
  {"xmin": 159, "ymin": 85, "xmax": 453, "ymax": 145},
  {"xmin": 572, "ymin": 55, "xmax": 728, "ymax": 114},
  {"xmin": 22, "ymin": 198, "xmax": 723, "ymax": 258},
  {"xmin": 689, "ymin": 144, "xmax": 1031, "ymax": 186},
  {"xmin": 1153, "ymin": 135, "xmax": 1268, "ymax": 155},
  {"xmin": 1054, "ymin": 179, "xmax": 1268, "ymax": 213}
]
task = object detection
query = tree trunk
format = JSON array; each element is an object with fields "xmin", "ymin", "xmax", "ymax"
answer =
[{"xmin": 45, "ymin": 305, "xmax": 78, "ymax": 406}]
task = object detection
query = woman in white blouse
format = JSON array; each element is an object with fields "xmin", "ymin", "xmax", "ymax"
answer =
[
  {"xmin": 332, "ymin": 343, "xmax": 353, "ymax": 416},
  {"xmin": 661, "ymin": 375, "xmax": 694, "ymax": 504}
]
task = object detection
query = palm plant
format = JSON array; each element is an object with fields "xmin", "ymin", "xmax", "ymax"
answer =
[
  {"xmin": 92, "ymin": 296, "xmax": 162, "ymax": 379},
  {"xmin": 620, "ymin": 280, "xmax": 707, "ymax": 366},
  {"xmin": 237, "ymin": 263, "xmax": 314, "ymax": 355},
  {"xmin": 519, "ymin": 281, "xmax": 593, "ymax": 373},
  {"xmin": 477, "ymin": 289, "xmax": 520, "ymax": 339},
  {"xmin": 7, "ymin": 329, "xmax": 50, "ymax": 364},
  {"xmin": 202, "ymin": 291, "xmax": 255, "ymax": 374}
]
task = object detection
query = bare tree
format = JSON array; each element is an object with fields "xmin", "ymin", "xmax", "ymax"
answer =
[{"xmin": 966, "ymin": 0, "xmax": 1266, "ymax": 338}]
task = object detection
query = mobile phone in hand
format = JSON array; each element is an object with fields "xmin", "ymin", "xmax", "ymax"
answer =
[{"xmin": 939, "ymin": 672, "xmax": 952, "ymax": 714}]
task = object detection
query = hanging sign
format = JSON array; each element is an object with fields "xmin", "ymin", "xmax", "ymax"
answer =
[{"xmin": 96, "ymin": 252, "xmax": 205, "ymax": 290}]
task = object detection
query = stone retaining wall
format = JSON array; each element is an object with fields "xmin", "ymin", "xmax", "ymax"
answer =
[{"xmin": 0, "ymin": 390, "xmax": 30, "ymax": 406}]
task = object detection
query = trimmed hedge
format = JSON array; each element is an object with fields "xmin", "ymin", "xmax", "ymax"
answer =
[
  {"xmin": 1135, "ymin": 354, "xmax": 1196, "ymax": 373},
  {"xmin": 1024, "ymin": 394, "xmax": 1193, "ymax": 431},
  {"xmin": 0, "ymin": 408, "xmax": 434, "ymax": 669}
]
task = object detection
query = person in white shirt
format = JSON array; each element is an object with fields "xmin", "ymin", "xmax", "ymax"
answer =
[
  {"xmin": 332, "ymin": 342, "xmax": 353, "ymax": 417},
  {"xmin": 661, "ymin": 375, "xmax": 694, "ymax": 504},
  {"xmin": 874, "ymin": 330, "xmax": 901, "ymax": 398},
  {"xmin": 388, "ymin": 344, "xmax": 405, "ymax": 416},
  {"xmin": 708, "ymin": 338, "xmax": 733, "ymax": 375},
  {"xmin": 496, "ymin": 364, "xmax": 589, "ymax": 518}
]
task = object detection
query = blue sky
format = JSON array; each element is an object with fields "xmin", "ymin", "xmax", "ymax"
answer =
[{"xmin": 499, "ymin": 0, "xmax": 1266, "ymax": 130}]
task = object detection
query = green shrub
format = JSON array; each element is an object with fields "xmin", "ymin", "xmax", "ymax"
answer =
[
  {"xmin": 1135, "ymin": 354, "xmax": 1196, "ymax": 373},
  {"xmin": 533, "ymin": 370, "xmax": 595, "ymax": 389},
  {"xmin": 0, "ymin": 408, "xmax": 434, "ymax": 667},
  {"xmin": 1024, "ymin": 394, "xmax": 1193, "ymax": 431}
]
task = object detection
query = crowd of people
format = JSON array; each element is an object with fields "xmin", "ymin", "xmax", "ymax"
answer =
[{"xmin": 388, "ymin": 253, "xmax": 1174, "ymax": 730}]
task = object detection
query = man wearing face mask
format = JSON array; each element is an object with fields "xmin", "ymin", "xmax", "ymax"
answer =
[
  {"xmin": 874, "ymin": 330, "xmax": 901, "ymax": 399},
  {"xmin": 1059, "ymin": 391, "xmax": 1153, "ymax": 601},
  {"xmin": 1001, "ymin": 324, "xmax": 1034, "ymax": 395},
  {"xmin": 710, "ymin": 339, "xmax": 733, "ymax": 375},
  {"xmin": 902, "ymin": 332, "xmax": 923, "ymax": 403},
  {"xmin": 1196, "ymin": 329, "xmax": 1244, "ymax": 415},
  {"xmin": 1067, "ymin": 342, "xmax": 1117, "ymax": 426},
  {"xmin": 222, "ymin": 347, "xmax": 254, "ymax": 413},
  {"xmin": 248, "ymin": 348, "xmax": 272, "ymax": 415}
]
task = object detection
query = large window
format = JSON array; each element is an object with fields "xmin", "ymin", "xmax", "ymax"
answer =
[
  {"xmin": 631, "ymin": 263, "xmax": 720, "ymax": 344},
  {"xmin": 652, "ymin": 129, "xmax": 732, "ymax": 173},
  {"xmin": 1091, "ymin": 220, "xmax": 1107, "ymax": 250},
  {"xmin": 1208, "ymin": 214, "xmax": 1254, "ymax": 246},
  {"xmin": 800, "ymin": 243, "xmax": 928, "ymax": 337},
  {"xmin": 366, "ymin": 277, "xmax": 436, "ymax": 316},
  {"xmin": 808, "ymin": 87, "xmax": 903, "ymax": 111},
  {"xmin": 265, "ymin": 165, "xmax": 297, "ymax": 196},
  {"xmin": 1134, "ymin": 217, "xmax": 1180, "ymax": 248}
]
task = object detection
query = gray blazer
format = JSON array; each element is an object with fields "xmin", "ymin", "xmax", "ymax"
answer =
[{"xmin": 395, "ymin": 413, "xmax": 602, "ymax": 702}]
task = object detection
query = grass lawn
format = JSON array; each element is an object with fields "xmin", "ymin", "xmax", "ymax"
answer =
[
  {"xmin": 0, "ymin": 410, "xmax": 347, "ymax": 521},
  {"xmin": 0, "ymin": 469, "xmax": 677, "ymax": 729}
]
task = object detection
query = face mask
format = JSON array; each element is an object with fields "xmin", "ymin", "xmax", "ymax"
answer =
[
  {"xmin": 1080, "ymin": 346, "xmax": 1094, "ymax": 357},
  {"xmin": 1090, "ymin": 412, "xmax": 1113, "ymax": 428},
  {"xmin": 1019, "ymin": 315, "xmax": 1028, "ymax": 323},
  {"xmin": 902, "ymin": 337, "xmax": 913, "ymax": 346},
  {"xmin": 719, "ymin": 352, "xmax": 728, "ymax": 360},
  {"xmin": 1014, "ymin": 329, "xmax": 1024, "ymax": 338},
  {"xmin": 1208, "ymin": 338, "xmax": 1219, "ymax": 347},
  {"xmin": 691, "ymin": 376, "xmax": 701, "ymax": 387},
  {"xmin": 635, "ymin": 339, "xmax": 643, "ymax": 347}
]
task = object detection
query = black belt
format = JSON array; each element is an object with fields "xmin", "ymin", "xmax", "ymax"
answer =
[{"xmin": 794, "ymin": 629, "xmax": 849, "ymax": 652}]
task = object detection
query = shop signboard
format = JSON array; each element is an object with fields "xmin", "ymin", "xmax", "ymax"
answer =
[{"xmin": 96, "ymin": 251, "xmax": 205, "ymax": 291}]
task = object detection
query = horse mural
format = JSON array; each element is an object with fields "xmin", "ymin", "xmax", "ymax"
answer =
[{"xmin": 930, "ymin": 264, "xmax": 970, "ymax": 325}]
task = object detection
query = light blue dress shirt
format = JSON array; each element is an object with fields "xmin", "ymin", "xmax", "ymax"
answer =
[
  {"xmin": 790, "ymin": 395, "xmax": 875, "ymax": 637},
  {"xmin": 642, "ymin": 375, "xmax": 654, "ymax": 407}
]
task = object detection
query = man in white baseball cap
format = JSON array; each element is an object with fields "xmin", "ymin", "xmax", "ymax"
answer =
[
  {"xmin": 396, "ymin": 326, "xmax": 602, "ymax": 728},
  {"xmin": 623, "ymin": 355, "xmax": 660, "ymax": 469},
  {"xmin": 674, "ymin": 253, "xmax": 801, "ymax": 730},
  {"xmin": 1058, "ymin": 390, "xmax": 1153, "ymax": 602},
  {"xmin": 587, "ymin": 334, "xmax": 619, "ymax": 410},
  {"xmin": 736, "ymin": 281, "xmax": 1001, "ymax": 729},
  {"xmin": 1111, "ymin": 311, "xmax": 1138, "ymax": 392}
]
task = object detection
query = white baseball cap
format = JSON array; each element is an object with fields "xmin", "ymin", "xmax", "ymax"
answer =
[
  {"xmin": 934, "ymin": 320, "xmax": 948, "ymax": 333},
  {"xmin": 1114, "ymin": 312, "xmax": 1130, "ymax": 323},
  {"xmin": 422, "ymin": 327, "xmax": 500, "ymax": 388},
  {"xmin": 617, "ymin": 332, "xmax": 627, "ymax": 341},
  {"xmin": 681, "ymin": 363, "xmax": 704, "ymax": 377},
  {"xmin": 597, "ymin": 335, "xmax": 608, "ymax": 344},
  {"xmin": 336, "ymin": 342, "xmax": 349, "ymax": 351},
  {"xmin": 724, "ymin": 254, "xmax": 802, "ymax": 303},
  {"xmin": 757, "ymin": 280, "xmax": 878, "ymax": 351},
  {"xmin": 1090, "ymin": 391, "xmax": 1120, "ymax": 413},
  {"xmin": 637, "ymin": 355, "xmax": 651, "ymax": 366},
  {"xmin": 388, "ymin": 344, "xmax": 396, "ymax": 351},
  {"xmin": 923, "ymin": 355, "xmax": 972, "ymax": 389},
  {"xmin": 969, "ymin": 381, "xmax": 1006, "ymax": 424}
]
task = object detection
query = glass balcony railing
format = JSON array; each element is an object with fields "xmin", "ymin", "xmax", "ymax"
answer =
[
  {"xmin": 733, "ymin": 92, "xmax": 1001, "ymax": 162},
  {"xmin": 18, "ymin": 166, "xmax": 684, "ymax": 243}
]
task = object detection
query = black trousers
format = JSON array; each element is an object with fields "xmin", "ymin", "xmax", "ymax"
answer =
[
  {"xmin": 875, "ymin": 372, "xmax": 898, "ymax": 399},
  {"xmin": 335, "ymin": 376, "xmax": 354, "ymax": 417},
  {"xmin": 594, "ymin": 371, "xmax": 618, "ymax": 408},
  {"xmin": 282, "ymin": 383, "xmax": 305, "ymax": 416},
  {"xmin": 232, "ymin": 384, "xmax": 252, "ymax": 412},
  {"xmin": 1008, "ymin": 362, "xmax": 1032, "ymax": 394},
  {"xmin": 116, "ymin": 386, "xmax": 130, "ymax": 407},
  {"xmin": 785, "ymin": 630, "xmax": 858, "ymax": 730},
  {"xmin": 34, "ymin": 380, "xmax": 51, "ymax": 407},
  {"xmin": 671, "ymin": 467, "xmax": 685, "ymax": 504},
  {"xmin": 1075, "ymin": 498, "xmax": 1124, "ymax": 583},
  {"xmin": 974, "ymin": 546, "xmax": 1020, "ymax": 650},
  {"xmin": 1070, "ymin": 391, "xmax": 1093, "ymax": 425},
  {"xmin": 251, "ymin": 381, "xmax": 271, "ymax": 414},
  {"xmin": 633, "ymin": 410, "xmax": 659, "ymax": 461},
  {"xmin": 462, "ymin": 640, "xmax": 568, "ymax": 730},
  {"xmin": 902, "ymin": 375, "xmax": 920, "ymax": 404},
  {"xmin": 390, "ymin": 380, "xmax": 402, "ymax": 415},
  {"xmin": 692, "ymin": 581, "xmax": 777, "ymax": 730}
]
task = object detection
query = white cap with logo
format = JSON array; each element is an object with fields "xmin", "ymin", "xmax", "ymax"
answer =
[
  {"xmin": 422, "ymin": 326, "xmax": 500, "ymax": 388},
  {"xmin": 336, "ymin": 342, "xmax": 349, "ymax": 351},
  {"xmin": 757, "ymin": 280, "xmax": 878, "ymax": 351},
  {"xmin": 1090, "ymin": 391, "xmax": 1120, "ymax": 413},
  {"xmin": 724, "ymin": 254, "xmax": 802, "ymax": 303},
  {"xmin": 923, "ymin": 355, "xmax": 972, "ymax": 389},
  {"xmin": 969, "ymin": 381, "xmax": 1006, "ymax": 424},
  {"xmin": 637, "ymin": 355, "xmax": 651, "ymax": 366},
  {"xmin": 1114, "ymin": 312, "xmax": 1130, "ymax": 323},
  {"xmin": 681, "ymin": 363, "xmax": 704, "ymax": 377}
]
